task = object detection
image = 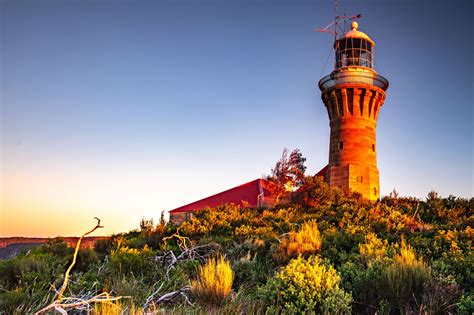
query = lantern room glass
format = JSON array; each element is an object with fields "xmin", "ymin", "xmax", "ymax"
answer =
[{"xmin": 335, "ymin": 37, "xmax": 373, "ymax": 69}]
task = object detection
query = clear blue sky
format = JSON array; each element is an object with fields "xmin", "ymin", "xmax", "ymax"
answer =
[{"xmin": 1, "ymin": 0, "xmax": 472, "ymax": 236}]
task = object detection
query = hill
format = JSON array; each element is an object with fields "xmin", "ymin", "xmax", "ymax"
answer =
[{"xmin": 0, "ymin": 183, "xmax": 472, "ymax": 314}]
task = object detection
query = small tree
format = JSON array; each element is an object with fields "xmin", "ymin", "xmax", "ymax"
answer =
[
  {"xmin": 267, "ymin": 148, "xmax": 307, "ymax": 203},
  {"xmin": 293, "ymin": 175, "xmax": 334, "ymax": 208}
]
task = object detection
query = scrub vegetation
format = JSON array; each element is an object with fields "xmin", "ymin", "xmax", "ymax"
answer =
[{"xmin": 0, "ymin": 150, "xmax": 473, "ymax": 314}]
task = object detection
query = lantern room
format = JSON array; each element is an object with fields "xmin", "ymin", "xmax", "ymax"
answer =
[{"xmin": 335, "ymin": 21, "xmax": 374, "ymax": 69}]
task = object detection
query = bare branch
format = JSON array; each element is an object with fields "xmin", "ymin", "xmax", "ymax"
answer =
[
  {"xmin": 35, "ymin": 218, "xmax": 128, "ymax": 314},
  {"xmin": 56, "ymin": 217, "xmax": 104, "ymax": 302},
  {"xmin": 36, "ymin": 293, "xmax": 129, "ymax": 314}
]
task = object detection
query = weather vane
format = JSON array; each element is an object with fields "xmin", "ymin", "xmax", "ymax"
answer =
[{"xmin": 314, "ymin": 0, "xmax": 362, "ymax": 42}]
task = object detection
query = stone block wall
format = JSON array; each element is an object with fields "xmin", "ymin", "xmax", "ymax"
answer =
[{"xmin": 322, "ymin": 84, "xmax": 386, "ymax": 201}]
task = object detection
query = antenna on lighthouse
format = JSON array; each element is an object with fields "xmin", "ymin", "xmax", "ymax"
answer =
[{"xmin": 314, "ymin": 0, "xmax": 362, "ymax": 40}]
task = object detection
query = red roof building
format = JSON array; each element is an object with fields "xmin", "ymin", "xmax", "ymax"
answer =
[
  {"xmin": 169, "ymin": 178, "xmax": 275, "ymax": 224},
  {"xmin": 168, "ymin": 165, "xmax": 328, "ymax": 225}
]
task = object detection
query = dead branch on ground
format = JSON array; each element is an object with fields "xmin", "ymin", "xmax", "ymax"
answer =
[
  {"xmin": 155, "ymin": 242, "xmax": 221, "ymax": 277},
  {"xmin": 144, "ymin": 285, "xmax": 191, "ymax": 308},
  {"xmin": 35, "ymin": 218, "xmax": 128, "ymax": 314},
  {"xmin": 162, "ymin": 231, "xmax": 193, "ymax": 252},
  {"xmin": 36, "ymin": 292, "xmax": 128, "ymax": 314}
]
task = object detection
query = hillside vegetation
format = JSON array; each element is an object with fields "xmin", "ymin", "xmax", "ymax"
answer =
[{"xmin": 1, "ymin": 152, "xmax": 473, "ymax": 314}]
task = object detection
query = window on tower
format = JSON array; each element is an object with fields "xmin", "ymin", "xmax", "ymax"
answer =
[{"xmin": 339, "ymin": 142, "xmax": 343, "ymax": 150}]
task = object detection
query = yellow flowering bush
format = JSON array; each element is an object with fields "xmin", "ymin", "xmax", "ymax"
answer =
[
  {"xmin": 359, "ymin": 232, "xmax": 388, "ymax": 262},
  {"xmin": 261, "ymin": 255, "xmax": 352, "ymax": 314},
  {"xmin": 234, "ymin": 225, "xmax": 275, "ymax": 240}
]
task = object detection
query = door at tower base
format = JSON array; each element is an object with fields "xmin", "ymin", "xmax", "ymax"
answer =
[{"xmin": 327, "ymin": 164, "xmax": 379, "ymax": 201}]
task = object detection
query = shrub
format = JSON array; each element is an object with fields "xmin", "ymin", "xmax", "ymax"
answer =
[
  {"xmin": 378, "ymin": 239, "xmax": 431, "ymax": 311},
  {"xmin": 39, "ymin": 238, "xmax": 73, "ymax": 257},
  {"xmin": 458, "ymin": 294, "xmax": 474, "ymax": 315},
  {"xmin": 232, "ymin": 257, "xmax": 275, "ymax": 289},
  {"xmin": 273, "ymin": 221, "xmax": 322, "ymax": 263},
  {"xmin": 321, "ymin": 230, "xmax": 364, "ymax": 266},
  {"xmin": 74, "ymin": 248, "xmax": 99, "ymax": 273},
  {"xmin": 190, "ymin": 255, "xmax": 234, "ymax": 306},
  {"xmin": 0, "ymin": 288, "xmax": 29, "ymax": 314},
  {"xmin": 417, "ymin": 276, "xmax": 461, "ymax": 314},
  {"xmin": 261, "ymin": 255, "xmax": 352, "ymax": 314},
  {"xmin": 102, "ymin": 244, "xmax": 160, "ymax": 295},
  {"xmin": 234, "ymin": 225, "xmax": 275, "ymax": 240},
  {"xmin": 339, "ymin": 261, "xmax": 384, "ymax": 314},
  {"xmin": 359, "ymin": 232, "xmax": 388, "ymax": 262},
  {"xmin": 0, "ymin": 254, "xmax": 64, "ymax": 312},
  {"xmin": 293, "ymin": 175, "xmax": 335, "ymax": 208},
  {"xmin": 139, "ymin": 213, "xmax": 168, "ymax": 249}
]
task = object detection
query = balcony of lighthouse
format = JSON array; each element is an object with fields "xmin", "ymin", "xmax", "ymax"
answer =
[
  {"xmin": 319, "ymin": 21, "xmax": 389, "ymax": 94},
  {"xmin": 318, "ymin": 68, "xmax": 389, "ymax": 92}
]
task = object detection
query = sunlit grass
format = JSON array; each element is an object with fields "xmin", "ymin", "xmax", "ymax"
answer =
[
  {"xmin": 273, "ymin": 221, "xmax": 322, "ymax": 263},
  {"xmin": 190, "ymin": 255, "xmax": 233, "ymax": 306},
  {"xmin": 92, "ymin": 300, "xmax": 147, "ymax": 315}
]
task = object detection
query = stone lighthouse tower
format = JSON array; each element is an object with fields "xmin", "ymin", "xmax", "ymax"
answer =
[{"xmin": 318, "ymin": 21, "xmax": 389, "ymax": 201}]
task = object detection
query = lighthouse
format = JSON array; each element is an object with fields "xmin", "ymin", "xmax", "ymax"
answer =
[{"xmin": 319, "ymin": 21, "xmax": 389, "ymax": 201}]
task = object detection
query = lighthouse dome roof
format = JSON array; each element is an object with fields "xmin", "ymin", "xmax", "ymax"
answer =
[{"xmin": 341, "ymin": 21, "xmax": 375, "ymax": 46}]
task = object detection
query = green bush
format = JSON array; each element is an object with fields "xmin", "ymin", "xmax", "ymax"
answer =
[
  {"xmin": 105, "ymin": 245, "xmax": 157, "ymax": 280},
  {"xmin": 0, "ymin": 253, "xmax": 65, "ymax": 312},
  {"xmin": 458, "ymin": 294, "xmax": 474, "ymax": 315},
  {"xmin": 0, "ymin": 288, "xmax": 28, "ymax": 314},
  {"xmin": 339, "ymin": 260, "xmax": 384, "ymax": 314}
]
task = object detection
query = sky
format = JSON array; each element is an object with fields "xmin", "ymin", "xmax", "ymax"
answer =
[{"xmin": 1, "ymin": 0, "xmax": 472, "ymax": 237}]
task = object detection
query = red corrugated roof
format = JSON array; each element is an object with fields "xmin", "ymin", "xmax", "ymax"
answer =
[
  {"xmin": 169, "ymin": 166, "xmax": 328, "ymax": 214},
  {"xmin": 315, "ymin": 164, "xmax": 329, "ymax": 178},
  {"xmin": 169, "ymin": 179, "xmax": 273, "ymax": 213}
]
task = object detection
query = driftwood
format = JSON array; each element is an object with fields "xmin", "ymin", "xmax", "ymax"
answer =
[
  {"xmin": 35, "ymin": 218, "xmax": 128, "ymax": 314},
  {"xmin": 156, "ymin": 286, "xmax": 190, "ymax": 304},
  {"xmin": 143, "ymin": 286, "xmax": 192, "ymax": 308},
  {"xmin": 156, "ymin": 243, "xmax": 221, "ymax": 265},
  {"xmin": 154, "ymin": 242, "xmax": 221, "ymax": 278},
  {"xmin": 36, "ymin": 292, "xmax": 128, "ymax": 314}
]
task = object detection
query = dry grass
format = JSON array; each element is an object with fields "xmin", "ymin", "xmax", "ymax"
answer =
[
  {"xmin": 92, "ymin": 300, "xmax": 149, "ymax": 315},
  {"xmin": 273, "ymin": 221, "xmax": 322, "ymax": 263},
  {"xmin": 190, "ymin": 255, "xmax": 233, "ymax": 306}
]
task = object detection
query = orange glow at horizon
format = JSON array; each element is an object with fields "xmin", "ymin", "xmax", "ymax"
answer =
[{"xmin": 0, "ymin": 163, "xmax": 184, "ymax": 237}]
